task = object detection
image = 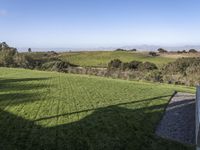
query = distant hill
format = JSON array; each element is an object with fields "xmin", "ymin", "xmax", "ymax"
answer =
[{"xmin": 17, "ymin": 45, "xmax": 200, "ymax": 52}]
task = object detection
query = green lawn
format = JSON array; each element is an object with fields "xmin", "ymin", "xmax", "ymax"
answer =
[
  {"xmin": 0, "ymin": 68, "xmax": 194, "ymax": 150},
  {"xmin": 59, "ymin": 51, "xmax": 176, "ymax": 67}
]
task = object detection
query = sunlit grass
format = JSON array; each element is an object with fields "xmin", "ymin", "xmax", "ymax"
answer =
[{"xmin": 59, "ymin": 51, "xmax": 176, "ymax": 67}]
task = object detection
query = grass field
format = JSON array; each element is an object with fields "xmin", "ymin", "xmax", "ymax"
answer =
[
  {"xmin": 59, "ymin": 51, "xmax": 176, "ymax": 67},
  {"xmin": 0, "ymin": 68, "xmax": 195, "ymax": 150}
]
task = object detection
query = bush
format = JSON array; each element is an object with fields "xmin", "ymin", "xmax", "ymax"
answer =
[
  {"xmin": 121, "ymin": 62, "xmax": 129, "ymax": 70},
  {"xmin": 149, "ymin": 51, "xmax": 158, "ymax": 56},
  {"xmin": 162, "ymin": 57, "xmax": 200, "ymax": 86},
  {"xmin": 41, "ymin": 60, "xmax": 76, "ymax": 72},
  {"xmin": 138, "ymin": 62, "xmax": 158, "ymax": 71},
  {"xmin": 120, "ymin": 61, "xmax": 142, "ymax": 70},
  {"xmin": 0, "ymin": 48, "xmax": 17, "ymax": 67},
  {"xmin": 108, "ymin": 59, "xmax": 157, "ymax": 72},
  {"xmin": 157, "ymin": 48, "xmax": 167, "ymax": 53},
  {"xmin": 115, "ymin": 48, "xmax": 126, "ymax": 51},
  {"xmin": 128, "ymin": 61, "xmax": 142, "ymax": 70},
  {"xmin": 163, "ymin": 57, "xmax": 200, "ymax": 74},
  {"xmin": 13, "ymin": 54, "xmax": 34, "ymax": 69},
  {"xmin": 189, "ymin": 49, "xmax": 198, "ymax": 53},
  {"xmin": 182, "ymin": 50, "xmax": 187, "ymax": 53},
  {"xmin": 108, "ymin": 59, "xmax": 122, "ymax": 69},
  {"xmin": 144, "ymin": 70, "xmax": 163, "ymax": 82}
]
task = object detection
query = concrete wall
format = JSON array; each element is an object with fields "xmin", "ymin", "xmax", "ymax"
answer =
[{"xmin": 196, "ymin": 87, "xmax": 200, "ymax": 150}]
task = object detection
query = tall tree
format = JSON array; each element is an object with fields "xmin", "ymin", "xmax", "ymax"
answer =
[{"xmin": 28, "ymin": 48, "xmax": 32, "ymax": 53}]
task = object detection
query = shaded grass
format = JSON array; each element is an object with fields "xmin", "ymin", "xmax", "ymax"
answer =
[{"xmin": 0, "ymin": 67, "xmax": 195, "ymax": 150}]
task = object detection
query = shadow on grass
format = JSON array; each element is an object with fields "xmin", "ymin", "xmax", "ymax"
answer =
[
  {"xmin": 0, "ymin": 77, "xmax": 51, "ymax": 105},
  {"xmin": 0, "ymin": 98, "xmax": 194, "ymax": 150},
  {"xmin": 0, "ymin": 78, "xmax": 50, "ymax": 92},
  {"xmin": 34, "ymin": 94, "xmax": 172, "ymax": 122},
  {"xmin": 0, "ymin": 76, "xmax": 194, "ymax": 150},
  {"xmin": 0, "ymin": 78, "xmax": 49, "ymax": 83}
]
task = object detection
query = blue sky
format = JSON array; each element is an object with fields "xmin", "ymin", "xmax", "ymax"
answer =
[{"xmin": 1, "ymin": 0, "xmax": 200, "ymax": 49}]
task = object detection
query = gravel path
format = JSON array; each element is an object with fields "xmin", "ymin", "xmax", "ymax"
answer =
[{"xmin": 156, "ymin": 92, "xmax": 195, "ymax": 145}]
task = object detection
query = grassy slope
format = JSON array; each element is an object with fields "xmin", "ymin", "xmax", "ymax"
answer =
[
  {"xmin": 59, "ymin": 51, "xmax": 176, "ymax": 67},
  {"xmin": 0, "ymin": 68, "xmax": 195, "ymax": 150}
]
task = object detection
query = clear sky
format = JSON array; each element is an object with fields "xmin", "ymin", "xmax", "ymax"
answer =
[{"xmin": 1, "ymin": 0, "xmax": 200, "ymax": 49}]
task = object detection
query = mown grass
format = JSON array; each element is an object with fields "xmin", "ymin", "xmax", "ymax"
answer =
[
  {"xmin": 0, "ymin": 68, "xmax": 195, "ymax": 150},
  {"xmin": 59, "ymin": 51, "xmax": 176, "ymax": 67}
]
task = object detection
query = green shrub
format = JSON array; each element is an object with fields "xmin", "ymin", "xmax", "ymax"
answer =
[
  {"xmin": 138, "ymin": 62, "xmax": 158, "ymax": 71},
  {"xmin": 157, "ymin": 48, "xmax": 167, "ymax": 53},
  {"xmin": 13, "ymin": 54, "xmax": 33, "ymax": 69},
  {"xmin": 121, "ymin": 62, "xmax": 129, "ymax": 70},
  {"xmin": 189, "ymin": 49, "xmax": 198, "ymax": 53},
  {"xmin": 115, "ymin": 48, "xmax": 126, "ymax": 51},
  {"xmin": 0, "ymin": 49, "xmax": 17, "ymax": 67},
  {"xmin": 128, "ymin": 61, "xmax": 142, "ymax": 70},
  {"xmin": 130, "ymin": 49, "xmax": 137, "ymax": 51},
  {"xmin": 162, "ymin": 57, "xmax": 200, "ymax": 86},
  {"xmin": 108, "ymin": 59, "xmax": 157, "ymax": 72},
  {"xmin": 149, "ymin": 51, "xmax": 158, "ymax": 56},
  {"xmin": 108, "ymin": 59, "xmax": 122, "ymax": 69},
  {"xmin": 41, "ymin": 60, "xmax": 76, "ymax": 72},
  {"xmin": 144, "ymin": 70, "xmax": 163, "ymax": 82},
  {"xmin": 163, "ymin": 57, "xmax": 200, "ymax": 74}
]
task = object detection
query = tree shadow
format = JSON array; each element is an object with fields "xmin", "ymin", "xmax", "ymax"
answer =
[
  {"xmin": 0, "ymin": 97, "xmax": 194, "ymax": 150},
  {"xmin": 0, "ymin": 78, "xmax": 50, "ymax": 92},
  {"xmin": 0, "ymin": 77, "xmax": 51, "ymax": 106},
  {"xmin": 0, "ymin": 78, "xmax": 50, "ymax": 84},
  {"xmin": 34, "ymin": 94, "xmax": 172, "ymax": 122},
  {"xmin": 0, "ymin": 75, "xmax": 194, "ymax": 149}
]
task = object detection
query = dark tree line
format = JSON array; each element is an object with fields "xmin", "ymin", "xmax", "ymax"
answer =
[{"xmin": 108, "ymin": 59, "xmax": 157, "ymax": 71}]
